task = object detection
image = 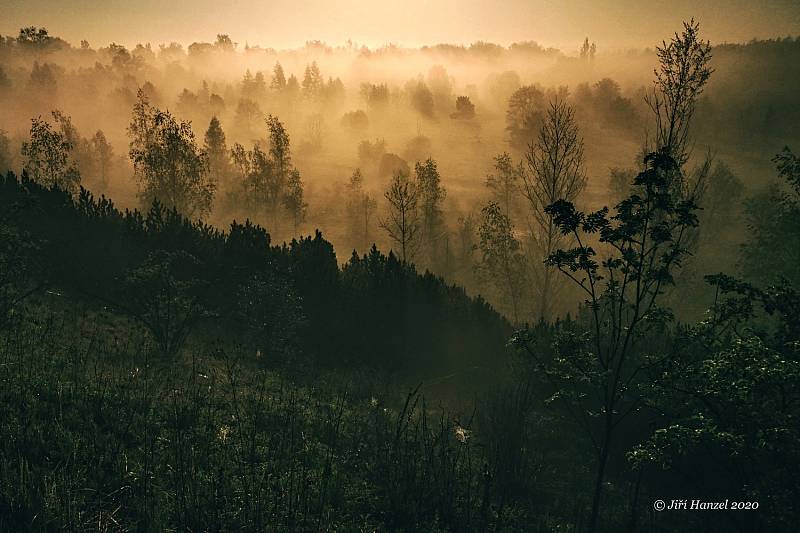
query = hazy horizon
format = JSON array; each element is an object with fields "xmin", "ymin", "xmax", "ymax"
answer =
[{"xmin": 3, "ymin": 0, "xmax": 800, "ymax": 52}]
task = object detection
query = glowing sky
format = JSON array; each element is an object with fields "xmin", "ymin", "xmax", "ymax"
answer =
[{"xmin": 2, "ymin": 0, "xmax": 799, "ymax": 51}]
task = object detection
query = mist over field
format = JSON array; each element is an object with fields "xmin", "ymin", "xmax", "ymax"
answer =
[{"xmin": 0, "ymin": 5, "xmax": 799, "ymax": 531}]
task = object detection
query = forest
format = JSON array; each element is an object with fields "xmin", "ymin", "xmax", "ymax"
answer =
[{"xmin": 0, "ymin": 15, "xmax": 799, "ymax": 532}]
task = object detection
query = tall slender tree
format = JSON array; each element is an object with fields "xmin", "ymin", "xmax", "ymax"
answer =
[
  {"xmin": 415, "ymin": 158, "xmax": 447, "ymax": 266},
  {"xmin": 486, "ymin": 152, "xmax": 523, "ymax": 220},
  {"xmin": 203, "ymin": 116, "xmax": 230, "ymax": 189},
  {"xmin": 271, "ymin": 61, "xmax": 287, "ymax": 90},
  {"xmin": 476, "ymin": 202, "xmax": 527, "ymax": 323},
  {"xmin": 283, "ymin": 168, "xmax": 307, "ymax": 234},
  {"xmin": 346, "ymin": 168, "xmax": 378, "ymax": 252},
  {"xmin": 381, "ymin": 171, "xmax": 419, "ymax": 262},
  {"xmin": 90, "ymin": 130, "xmax": 114, "ymax": 191},
  {"xmin": 521, "ymin": 98, "xmax": 586, "ymax": 320}
]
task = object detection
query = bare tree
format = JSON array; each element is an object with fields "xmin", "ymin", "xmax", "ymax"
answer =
[
  {"xmin": 346, "ymin": 168, "xmax": 377, "ymax": 252},
  {"xmin": 521, "ymin": 98, "xmax": 586, "ymax": 320},
  {"xmin": 380, "ymin": 171, "xmax": 419, "ymax": 262}
]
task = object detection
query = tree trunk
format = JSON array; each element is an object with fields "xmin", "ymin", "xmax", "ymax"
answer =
[{"xmin": 589, "ymin": 418, "xmax": 612, "ymax": 533}]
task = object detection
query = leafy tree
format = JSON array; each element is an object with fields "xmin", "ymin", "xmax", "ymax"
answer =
[
  {"xmin": 266, "ymin": 113, "xmax": 296, "ymax": 223},
  {"xmin": 450, "ymin": 95, "xmax": 475, "ymax": 119},
  {"xmin": 132, "ymin": 42, "xmax": 155, "ymax": 62},
  {"xmin": 414, "ymin": 158, "xmax": 447, "ymax": 264},
  {"xmin": 50, "ymin": 110, "xmax": 95, "ymax": 180},
  {"xmin": 378, "ymin": 153, "xmax": 410, "ymax": 181},
  {"xmin": 128, "ymin": 90, "xmax": 213, "ymax": 218},
  {"xmin": 632, "ymin": 257, "xmax": 800, "ymax": 531},
  {"xmin": 229, "ymin": 142, "xmax": 251, "ymax": 185},
  {"xmin": 519, "ymin": 149, "xmax": 700, "ymax": 533},
  {"xmin": 608, "ymin": 166, "xmax": 636, "ymax": 204},
  {"xmin": 341, "ymin": 110, "xmax": 369, "ymax": 130},
  {"xmin": 426, "ymin": 64, "xmax": 453, "ymax": 104},
  {"xmin": 358, "ymin": 138, "xmax": 386, "ymax": 166},
  {"xmin": 487, "ymin": 70, "xmax": 521, "ymax": 110},
  {"xmin": 409, "ymin": 80, "xmax": 435, "ymax": 118},
  {"xmin": 21, "ymin": 113, "xmax": 81, "ymax": 194},
  {"xmin": 403, "ymin": 135, "xmax": 432, "ymax": 164},
  {"xmin": 230, "ymin": 115, "xmax": 299, "ymax": 234},
  {"xmin": 234, "ymin": 98, "xmax": 263, "ymax": 136},
  {"xmin": 574, "ymin": 78, "xmax": 640, "ymax": 134},
  {"xmin": 267, "ymin": 115, "xmax": 291, "ymax": 180},
  {"xmin": 741, "ymin": 147, "xmax": 800, "ymax": 286},
  {"xmin": 27, "ymin": 61, "xmax": 58, "ymax": 93},
  {"xmin": 486, "ymin": 152, "xmax": 523, "ymax": 220},
  {"xmin": 16, "ymin": 26, "xmax": 64, "ymax": 51},
  {"xmin": 214, "ymin": 34, "xmax": 235, "ymax": 52},
  {"xmin": 283, "ymin": 168, "xmax": 307, "ymax": 234},
  {"xmin": 505, "ymin": 85, "xmax": 547, "ymax": 150},
  {"xmin": 232, "ymin": 143, "xmax": 272, "ymax": 219},
  {"xmin": 476, "ymin": 202, "xmax": 527, "ymax": 323},
  {"xmin": 381, "ymin": 171, "xmax": 420, "ymax": 262},
  {"xmin": 521, "ymin": 99, "xmax": 586, "ymax": 320}
]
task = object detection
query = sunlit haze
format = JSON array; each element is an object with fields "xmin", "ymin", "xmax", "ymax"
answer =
[{"xmin": 3, "ymin": 0, "xmax": 800, "ymax": 50}]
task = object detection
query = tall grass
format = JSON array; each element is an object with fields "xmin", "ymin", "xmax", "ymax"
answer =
[{"xmin": 0, "ymin": 303, "xmax": 573, "ymax": 531}]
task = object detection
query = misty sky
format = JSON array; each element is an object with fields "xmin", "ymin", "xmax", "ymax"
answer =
[{"xmin": 2, "ymin": 0, "xmax": 799, "ymax": 51}]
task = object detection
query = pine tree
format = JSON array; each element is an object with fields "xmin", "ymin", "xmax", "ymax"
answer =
[
  {"xmin": 302, "ymin": 61, "xmax": 323, "ymax": 100},
  {"xmin": 271, "ymin": 61, "xmax": 287, "ymax": 90},
  {"xmin": 203, "ymin": 116, "xmax": 230, "ymax": 188}
]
